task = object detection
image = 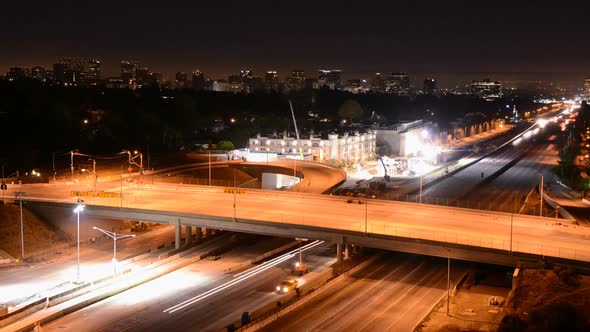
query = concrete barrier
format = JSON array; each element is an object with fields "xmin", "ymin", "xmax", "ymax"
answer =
[
  {"xmin": 5, "ymin": 235, "xmax": 234, "ymax": 332},
  {"xmin": 229, "ymin": 256, "xmax": 378, "ymax": 332}
]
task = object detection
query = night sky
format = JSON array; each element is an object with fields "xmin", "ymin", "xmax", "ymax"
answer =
[{"xmin": 2, "ymin": 1, "xmax": 589, "ymax": 88}]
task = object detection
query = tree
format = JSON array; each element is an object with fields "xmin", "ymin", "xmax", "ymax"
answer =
[
  {"xmin": 338, "ymin": 99, "xmax": 364, "ymax": 121},
  {"xmin": 217, "ymin": 140, "xmax": 235, "ymax": 150}
]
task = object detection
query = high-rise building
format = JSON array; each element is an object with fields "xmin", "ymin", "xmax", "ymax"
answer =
[
  {"xmin": 135, "ymin": 67, "xmax": 151, "ymax": 85},
  {"xmin": 371, "ymin": 73, "xmax": 386, "ymax": 93},
  {"xmin": 120, "ymin": 60, "xmax": 139, "ymax": 83},
  {"xmin": 318, "ymin": 69, "xmax": 342, "ymax": 90},
  {"xmin": 30, "ymin": 66, "xmax": 46, "ymax": 81},
  {"xmin": 61, "ymin": 57, "xmax": 85, "ymax": 83},
  {"xmin": 285, "ymin": 70, "xmax": 305, "ymax": 92},
  {"xmin": 6, "ymin": 67, "xmax": 28, "ymax": 81},
  {"xmin": 386, "ymin": 72, "xmax": 410, "ymax": 96},
  {"xmin": 175, "ymin": 72, "xmax": 187, "ymax": 89},
  {"xmin": 345, "ymin": 79, "xmax": 362, "ymax": 94},
  {"xmin": 584, "ymin": 78, "xmax": 590, "ymax": 101},
  {"xmin": 423, "ymin": 78, "xmax": 437, "ymax": 95},
  {"xmin": 470, "ymin": 79, "xmax": 502, "ymax": 100},
  {"xmin": 264, "ymin": 70, "xmax": 280, "ymax": 92},
  {"xmin": 53, "ymin": 63, "xmax": 67, "ymax": 82},
  {"xmin": 192, "ymin": 69, "xmax": 205, "ymax": 90},
  {"xmin": 239, "ymin": 69, "xmax": 257, "ymax": 93},
  {"xmin": 87, "ymin": 58, "xmax": 101, "ymax": 81}
]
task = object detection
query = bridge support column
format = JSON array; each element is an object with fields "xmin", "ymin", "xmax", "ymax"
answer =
[
  {"xmin": 194, "ymin": 227, "xmax": 202, "ymax": 241},
  {"xmin": 344, "ymin": 244, "xmax": 351, "ymax": 260},
  {"xmin": 175, "ymin": 221, "xmax": 181, "ymax": 250},
  {"xmin": 336, "ymin": 243, "xmax": 343, "ymax": 265},
  {"xmin": 184, "ymin": 226, "xmax": 192, "ymax": 246},
  {"xmin": 205, "ymin": 228, "xmax": 212, "ymax": 238}
]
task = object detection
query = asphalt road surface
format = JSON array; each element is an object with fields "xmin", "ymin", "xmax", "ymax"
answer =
[
  {"xmin": 40, "ymin": 240, "xmax": 336, "ymax": 332},
  {"xmin": 260, "ymin": 253, "xmax": 465, "ymax": 332}
]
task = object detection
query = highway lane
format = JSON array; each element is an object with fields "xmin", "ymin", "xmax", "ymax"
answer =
[
  {"xmin": 40, "ymin": 240, "xmax": 336, "ymax": 332},
  {"xmin": 0, "ymin": 225, "xmax": 177, "ymax": 306},
  {"xmin": 260, "ymin": 254, "xmax": 465, "ymax": 332},
  {"xmin": 422, "ymin": 128, "xmax": 538, "ymax": 201},
  {"xmin": 456, "ymin": 128, "xmax": 562, "ymax": 213}
]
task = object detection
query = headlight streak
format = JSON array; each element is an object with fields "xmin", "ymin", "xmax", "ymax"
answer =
[{"xmin": 163, "ymin": 240, "xmax": 324, "ymax": 313}]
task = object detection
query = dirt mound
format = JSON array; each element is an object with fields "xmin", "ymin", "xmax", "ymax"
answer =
[{"xmin": 0, "ymin": 203, "xmax": 67, "ymax": 259}]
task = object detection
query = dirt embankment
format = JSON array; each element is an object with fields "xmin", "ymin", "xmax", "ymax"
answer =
[
  {"xmin": 0, "ymin": 203, "xmax": 67, "ymax": 259},
  {"xmin": 510, "ymin": 268, "xmax": 590, "ymax": 317}
]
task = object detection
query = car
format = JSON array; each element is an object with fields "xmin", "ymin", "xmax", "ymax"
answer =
[{"xmin": 275, "ymin": 279, "xmax": 298, "ymax": 293}]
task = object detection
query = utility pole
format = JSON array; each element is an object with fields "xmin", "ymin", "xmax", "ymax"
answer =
[
  {"xmin": 1, "ymin": 163, "xmax": 5, "ymax": 204},
  {"xmin": 208, "ymin": 151, "xmax": 212, "ymax": 186},
  {"xmin": 419, "ymin": 175, "xmax": 423, "ymax": 204},
  {"xmin": 15, "ymin": 191, "xmax": 26, "ymax": 261},
  {"xmin": 447, "ymin": 248, "xmax": 451, "ymax": 316},
  {"xmin": 70, "ymin": 151, "xmax": 75, "ymax": 181},
  {"xmin": 233, "ymin": 170, "xmax": 237, "ymax": 221},
  {"xmin": 539, "ymin": 173, "xmax": 544, "ymax": 217},
  {"xmin": 52, "ymin": 152, "xmax": 56, "ymax": 181},
  {"xmin": 510, "ymin": 192, "xmax": 516, "ymax": 252},
  {"xmin": 365, "ymin": 184, "xmax": 369, "ymax": 234}
]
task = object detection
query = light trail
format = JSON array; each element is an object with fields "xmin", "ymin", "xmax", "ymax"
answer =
[{"xmin": 163, "ymin": 240, "xmax": 324, "ymax": 313}]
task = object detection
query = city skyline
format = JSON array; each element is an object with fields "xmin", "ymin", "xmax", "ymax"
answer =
[{"xmin": 2, "ymin": 1, "xmax": 589, "ymax": 89}]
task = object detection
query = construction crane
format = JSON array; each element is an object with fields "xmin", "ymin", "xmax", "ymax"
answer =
[{"xmin": 289, "ymin": 100, "xmax": 304, "ymax": 160}]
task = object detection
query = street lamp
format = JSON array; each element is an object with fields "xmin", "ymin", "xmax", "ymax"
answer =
[
  {"xmin": 92, "ymin": 226, "xmax": 136, "ymax": 275},
  {"xmin": 15, "ymin": 191, "xmax": 26, "ymax": 261},
  {"xmin": 88, "ymin": 158, "xmax": 97, "ymax": 195},
  {"xmin": 73, "ymin": 198, "xmax": 85, "ymax": 283},
  {"xmin": 539, "ymin": 172, "xmax": 544, "ymax": 217}
]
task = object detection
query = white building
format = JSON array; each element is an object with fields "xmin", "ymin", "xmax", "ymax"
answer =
[{"xmin": 248, "ymin": 131, "xmax": 376, "ymax": 162}]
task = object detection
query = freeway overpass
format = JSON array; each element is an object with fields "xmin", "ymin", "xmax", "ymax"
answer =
[{"xmin": 13, "ymin": 180, "xmax": 590, "ymax": 270}]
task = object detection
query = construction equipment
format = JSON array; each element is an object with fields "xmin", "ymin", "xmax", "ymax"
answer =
[{"xmin": 377, "ymin": 156, "xmax": 391, "ymax": 182}]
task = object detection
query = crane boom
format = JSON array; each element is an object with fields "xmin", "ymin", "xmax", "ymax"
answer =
[{"xmin": 289, "ymin": 100, "xmax": 304, "ymax": 159}]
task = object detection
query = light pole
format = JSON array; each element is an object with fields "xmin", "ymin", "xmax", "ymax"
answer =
[
  {"xmin": 88, "ymin": 158, "xmax": 96, "ymax": 195},
  {"xmin": 447, "ymin": 248, "xmax": 451, "ymax": 316},
  {"xmin": 92, "ymin": 226, "xmax": 136, "ymax": 275},
  {"xmin": 419, "ymin": 175, "xmax": 423, "ymax": 204},
  {"xmin": 539, "ymin": 173, "xmax": 544, "ymax": 217},
  {"xmin": 510, "ymin": 192, "xmax": 516, "ymax": 253},
  {"xmin": 208, "ymin": 150, "xmax": 212, "ymax": 186},
  {"xmin": 15, "ymin": 191, "xmax": 25, "ymax": 261},
  {"xmin": 74, "ymin": 198, "xmax": 85, "ymax": 283},
  {"xmin": 233, "ymin": 170, "xmax": 237, "ymax": 221},
  {"xmin": 365, "ymin": 184, "xmax": 369, "ymax": 234},
  {"xmin": 1, "ymin": 163, "xmax": 5, "ymax": 204}
]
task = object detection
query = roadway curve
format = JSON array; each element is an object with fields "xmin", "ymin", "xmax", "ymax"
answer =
[{"xmin": 234, "ymin": 160, "xmax": 347, "ymax": 194}]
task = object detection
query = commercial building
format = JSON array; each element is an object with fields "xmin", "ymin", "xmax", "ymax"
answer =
[
  {"xmin": 584, "ymin": 78, "xmax": 590, "ymax": 101},
  {"xmin": 345, "ymin": 79, "xmax": 362, "ymax": 94},
  {"xmin": 371, "ymin": 73, "xmax": 386, "ymax": 93},
  {"xmin": 120, "ymin": 60, "xmax": 139, "ymax": 83},
  {"xmin": 285, "ymin": 70, "xmax": 305, "ymax": 92},
  {"xmin": 175, "ymin": 72, "xmax": 187, "ymax": 89},
  {"xmin": 87, "ymin": 58, "xmax": 101, "ymax": 81},
  {"xmin": 386, "ymin": 72, "xmax": 410, "ymax": 95},
  {"xmin": 318, "ymin": 69, "xmax": 342, "ymax": 90},
  {"xmin": 264, "ymin": 70, "xmax": 280, "ymax": 92},
  {"xmin": 249, "ymin": 130, "xmax": 376, "ymax": 162},
  {"xmin": 423, "ymin": 78, "xmax": 437, "ymax": 95},
  {"xmin": 470, "ymin": 79, "xmax": 502, "ymax": 100},
  {"xmin": 192, "ymin": 70, "xmax": 205, "ymax": 90},
  {"xmin": 30, "ymin": 66, "xmax": 46, "ymax": 81},
  {"xmin": 6, "ymin": 67, "xmax": 28, "ymax": 81}
]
